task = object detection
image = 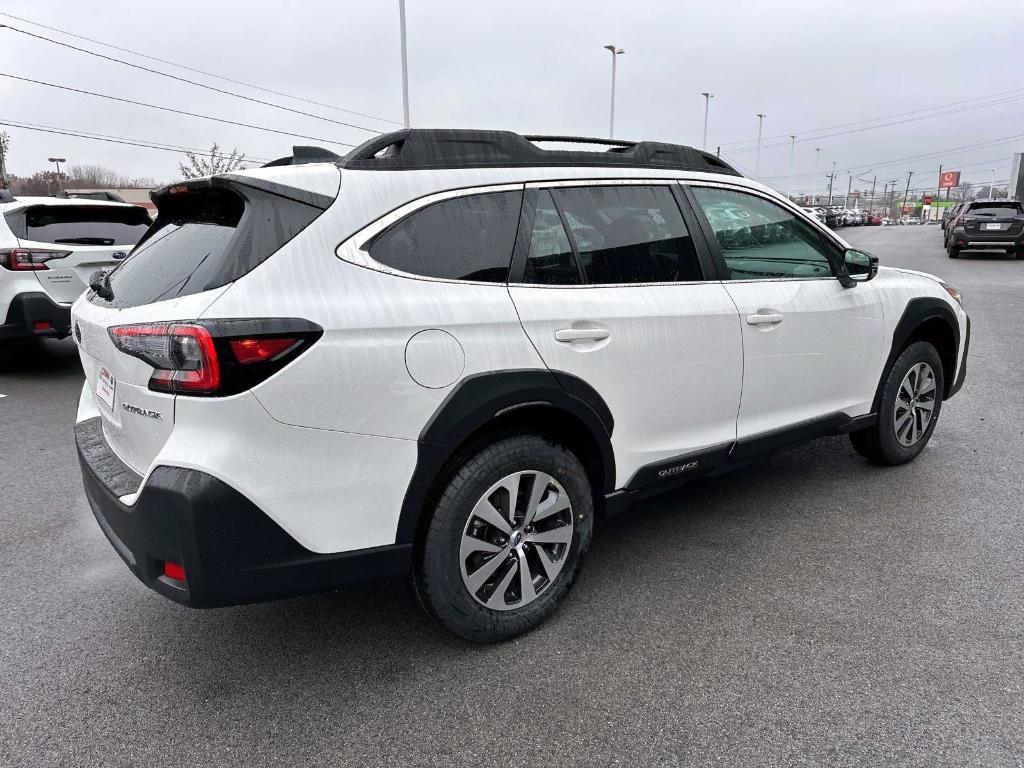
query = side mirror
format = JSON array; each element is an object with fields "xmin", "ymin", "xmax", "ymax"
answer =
[{"xmin": 838, "ymin": 248, "xmax": 878, "ymax": 287}]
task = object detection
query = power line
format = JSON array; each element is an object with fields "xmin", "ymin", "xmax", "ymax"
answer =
[
  {"xmin": 0, "ymin": 24, "xmax": 383, "ymax": 135},
  {"xmin": 0, "ymin": 9, "xmax": 400, "ymax": 126},
  {"xmin": 0, "ymin": 119, "xmax": 274, "ymax": 163},
  {"xmin": 0, "ymin": 72, "xmax": 355, "ymax": 147},
  {"xmin": 719, "ymin": 86, "xmax": 1024, "ymax": 150}
]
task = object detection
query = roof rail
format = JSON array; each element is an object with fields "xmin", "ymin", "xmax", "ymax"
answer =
[
  {"xmin": 338, "ymin": 129, "xmax": 740, "ymax": 175},
  {"xmin": 262, "ymin": 145, "xmax": 344, "ymax": 168}
]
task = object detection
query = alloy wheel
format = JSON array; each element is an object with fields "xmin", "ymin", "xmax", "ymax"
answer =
[
  {"xmin": 894, "ymin": 361, "xmax": 937, "ymax": 447},
  {"xmin": 459, "ymin": 470, "xmax": 574, "ymax": 611}
]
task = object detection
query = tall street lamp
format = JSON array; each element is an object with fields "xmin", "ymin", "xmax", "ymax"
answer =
[
  {"xmin": 48, "ymin": 157, "xmax": 66, "ymax": 192},
  {"xmin": 604, "ymin": 45, "xmax": 624, "ymax": 139},
  {"xmin": 398, "ymin": 0, "xmax": 410, "ymax": 128},
  {"xmin": 785, "ymin": 135, "xmax": 796, "ymax": 200},
  {"xmin": 754, "ymin": 113, "xmax": 766, "ymax": 176},
  {"xmin": 701, "ymin": 92, "xmax": 714, "ymax": 150}
]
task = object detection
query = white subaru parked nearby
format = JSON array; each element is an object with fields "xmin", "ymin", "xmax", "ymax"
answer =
[
  {"xmin": 0, "ymin": 192, "xmax": 150, "ymax": 345},
  {"xmin": 72, "ymin": 131, "xmax": 969, "ymax": 642}
]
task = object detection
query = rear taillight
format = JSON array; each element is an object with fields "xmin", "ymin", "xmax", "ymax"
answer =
[
  {"xmin": 109, "ymin": 319, "xmax": 321, "ymax": 396},
  {"xmin": 0, "ymin": 248, "xmax": 70, "ymax": 271}
]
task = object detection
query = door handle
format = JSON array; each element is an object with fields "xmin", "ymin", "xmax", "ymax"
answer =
[
  {"xmin": 745, "ymin": 313, "xmax": 784, "ymax": 326},
  {"xmin": 555, "ymin": 328, "xmax": 610, "ymax": 342}
]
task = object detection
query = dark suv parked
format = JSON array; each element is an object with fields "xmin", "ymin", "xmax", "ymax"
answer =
[{"xmin": 946, "ymin": 199, "xmax": 1024, "ymax": 259}]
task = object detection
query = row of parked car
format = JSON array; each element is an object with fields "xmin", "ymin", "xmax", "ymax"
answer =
[{"xmin": 800, "ymin": 206, "xmax": 883, "ymax": 229}]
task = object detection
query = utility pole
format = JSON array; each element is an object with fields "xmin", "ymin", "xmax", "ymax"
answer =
[
  {"xmin": 604, "ymin": 45, "xmax": 625, "ymax": 138},
  {"xmin": 786, "ymin": 134, "xmax": 796, "ymax": 200},
  {"xmin": 869, "ymin": 175, "xmax": 877, "ymax": 214},
  {"xmin": 398, "ymin": 0, "xmax": 410, "ymax": 128},
  {"xmin": 845, "ymin": 172, "xmax": 852, "ymax": 208},
  {"xmin": 901, "ymin": 171, "xmax": 914, "ymax": 221},
  {"xmin": 811, "ymin": 147, "xmax": 820, "ymax": 205},
  {"xmin": 755, "ymin": 113, "xmax": 766, "ymax": 176},
  {"xmin": 701, "ymin": 92, "xmax": 714, "ymax": 150}
]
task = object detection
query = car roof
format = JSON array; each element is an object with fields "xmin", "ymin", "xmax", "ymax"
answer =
[{"xmin": 0, "ymin": 195, "xmax": 145, "ymax": 213}]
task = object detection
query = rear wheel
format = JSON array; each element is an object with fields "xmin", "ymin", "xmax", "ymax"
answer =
[
  {"xmin": 948, "ymin": 244, "xmax": 960, "ymax": 259},
  {"xmin": 414, "ymin": 434, "xmax": 593, "ymax": 642},
  {"xmin": 850, "ymin": 341, "xmax": 944, "ymax": 465}
]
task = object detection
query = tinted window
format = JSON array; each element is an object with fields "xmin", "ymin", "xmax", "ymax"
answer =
[
  {"xmin": 523, "ymin": 190, "xmax": 580, "ymax": 285},
  {"xmin": 967, "ymin": 202, "xmax": 1023, "ymax": 217},
  {"xmin": 101, "ymin": 186, "xmax": 321, "ymax": 308},
  {"xmin": 368, "ymin": 191, "xmax": 522, "ymax": 282},
  {"xmin": 691, "ymin": 187, "xmax": 833, "ymax": 280},
  {"xmin": 552, "ymin": 185, "xmax": 703, "ymax": 284},
  {"xmin": 23, "ymin": 205, "xmax": 150, "ymax": 246}
]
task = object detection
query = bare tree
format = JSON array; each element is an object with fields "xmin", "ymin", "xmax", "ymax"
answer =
[
  {"xmin": 0, "ymin": 131, "xmax": 10, "ymax": 188},
  {"xmin": 9, "ymin": 171, "xmax": 62, "ymax": 196},
  {"xmin": 950, "ymin": 182, "xmax": 974, "ymax": 202},
  {"xmin": 67, "ymin": 164, "xmax": 130, "ymax": 189},
  {"xmin": 178, "ymin": 143, "xmax": 247, "ymax": 179}
]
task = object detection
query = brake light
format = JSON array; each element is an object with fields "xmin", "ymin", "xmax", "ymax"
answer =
[
  {"xmin": 110, "ymin": 323, "xmax": 220, "ymax": 393},
  {"xmin": 108, "ymin": 318, "xmax": 321, "ymax": 396},
  {"xmin": 163, "ymin": 561, "xmax": 186, "ymax": 582},
  {"xmin": 0, "ymin": 248, "xmax": 70, "ymax": 271},
  {"xmin": 229, "ymin": 337, "xmax": 299, "ymax": 364}
]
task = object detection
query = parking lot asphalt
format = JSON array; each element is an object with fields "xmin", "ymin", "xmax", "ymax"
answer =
[{"xmin": 1, "ymin": 224, "xmax": 1022, "ymax": 767}]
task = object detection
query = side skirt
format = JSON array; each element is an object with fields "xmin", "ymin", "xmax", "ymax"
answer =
[{"xmin": 605, "ymin": 411, "xmax": 877, "ymax": 517}]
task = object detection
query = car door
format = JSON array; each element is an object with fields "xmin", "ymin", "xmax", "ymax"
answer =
[
  {"xmin": 508, "ymin": 181, "xmax": 744, "ymax": 489},
  {"xmin": 684, "ymin": 183, "xmax": 885, "ymax": 440}
]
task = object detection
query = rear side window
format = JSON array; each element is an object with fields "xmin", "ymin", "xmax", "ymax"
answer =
[
  {"xmin": 546, "ymin": 185, "xmax": 703, "ymax": 284},
  {"xmin": 18, "ymin": 205, "xmax": 150, "ymax": 246},
  {"xmin": 367, "ymin": 190, "xmax": 522, "ymax": 282},
  {"xmin": 100, "ymin": 186, "xmax": 322, "ymax": 308}
]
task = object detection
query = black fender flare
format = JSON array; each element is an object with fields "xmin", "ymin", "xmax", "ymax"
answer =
[
  {"xmin": 873, "ymin": 297, "xmax": 960, "ymax": 412},
  {"xmin": 395, "ymin": 369, "xmax": 615, "ymax": 544}
]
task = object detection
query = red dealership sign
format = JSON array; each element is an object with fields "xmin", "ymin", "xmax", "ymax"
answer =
[{"xmin": 939, "ymin": 171, "xmax": 961, "ymax": 188}]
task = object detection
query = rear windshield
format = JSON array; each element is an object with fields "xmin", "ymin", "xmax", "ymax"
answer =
[
  {"xmin": 968, "ymin": 202, "xmax": 1023, "ymax": 217},
  {"xmin": 105, "ymin": 189, "xmax": 244, "ymax": 307},
  {"xmin": 22, "ymin": 205, "xmax": 151, "ymax": 246},
  {"xmin": 99, "ymin": 185, "xmax": 322, "ymax": 308}
]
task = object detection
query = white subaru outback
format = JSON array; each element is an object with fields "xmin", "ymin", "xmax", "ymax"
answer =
[
  {"xmin": 0, "ymin": 192, "xmax": 150, "ymax": 345},
  {"xmin": 72, "ymin": 131, "xmax": 969, "ymax": 642}
]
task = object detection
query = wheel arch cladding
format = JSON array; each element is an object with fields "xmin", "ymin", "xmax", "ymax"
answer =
[
  {"xmin": 874, "ymin": 297, "xmax": 960, "ymax": 411},
  {"xmin": 395, "ymin": 369, "xmax": 616, "ymax": 545}
]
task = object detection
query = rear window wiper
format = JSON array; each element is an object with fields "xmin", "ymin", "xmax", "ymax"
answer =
[
  {"xmin": 88, "ymin": 269, "xmax": 114, "ymax": 301},
  {"xmin": 54, "ymin": 237, "xmax": 117, "ymax": 245}
]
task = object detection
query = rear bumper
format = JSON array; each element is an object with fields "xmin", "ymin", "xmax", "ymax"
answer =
[
  {"xmin": 75, "ymin": 417, "xmax": 412, "ymax": 607},
  {"xmin": 0, "ymin": 291, "xmax": 71, "ymax": 341},
  {"xmin": 949, "ymin": 230, "xmax": 1023, "ymax": 249}
]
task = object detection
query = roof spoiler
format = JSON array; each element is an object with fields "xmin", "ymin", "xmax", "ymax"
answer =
[{"xmin": 262, "ymin": 145, "xmax": 344, "ymax": 168}]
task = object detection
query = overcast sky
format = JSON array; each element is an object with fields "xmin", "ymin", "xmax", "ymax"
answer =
[{"xmin": 2, "ymin": 0, "xmax": 1023, "ymax": 197}]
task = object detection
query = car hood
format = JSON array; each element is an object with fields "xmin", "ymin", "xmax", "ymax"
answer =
[{"xmin": 884, "ymin": 265, "xmax": 945, "ymax": 285}]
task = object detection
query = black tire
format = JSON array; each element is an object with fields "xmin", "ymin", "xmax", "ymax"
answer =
[
  {"xmin": 849, "ymin": 340, "xmax": 944, "ymax": 466},
  {"xmin": 948, "ymin": 244, "xmax": 960, "ymax": 259},
  {"xmin": 414, "ymin": 434, "xmax": 594, "ymax": 643}
]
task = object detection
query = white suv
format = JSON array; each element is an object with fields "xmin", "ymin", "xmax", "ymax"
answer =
[
  {"xmin": 72, "ymin": 131, "xmax": 969, "ymax": 642},
  {"xmin": 0, "ymin": 192, "xmax": 150, "ymax": 345}
]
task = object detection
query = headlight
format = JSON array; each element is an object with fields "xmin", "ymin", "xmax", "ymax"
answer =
[{"xmin": 940, "ymin": 281, "xmax": 963, "ymax": 308}]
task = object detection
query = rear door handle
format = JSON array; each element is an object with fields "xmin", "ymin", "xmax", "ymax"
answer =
[
  {"xmin": 746, "ymin": 313, "xmax": 784, "ymax": 326},
  {"xmin": 555, "ymin": 328, "xmax": 610, "ymax": 342}
]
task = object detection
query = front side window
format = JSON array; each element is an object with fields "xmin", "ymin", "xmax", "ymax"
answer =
[
  {"xmin": 367, "ymin": 190, "xmax": 522, "ymax": 282},
  {"xmin": 549, "ymin": 185, "xmax": 704, "ymax": 284},
  {"xmin": 690, "ymin": 187, "xmax": 833, "ymax": 280}
]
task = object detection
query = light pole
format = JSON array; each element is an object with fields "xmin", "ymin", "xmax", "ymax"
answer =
[
  {"xmin": 828, "ymin": 160, "xmax": 837, "ymax": 205},
  {"xmin": 604, "ymin": 45, "xmax": 624, "ymax": 139},
  {"xmin": 811, "ymin": 147, "xmax": 820, "ymax": 204},
  {"xmin": 398, "ymin": 0, "xmax": 410, "ymax": 128},
  {"xmin": 754, "ymin": 113, "xmax": 766, "ymax": 176},
  {"xmin": 901, "ymin": 171, "xmax": 914, "ymax": 221},
  {"xmin": 991, "ymin": 168, "xmax": 998, "ymax": 197},
  {"xmin": 785, "ymin": 134, "xmax": 796, "ymax": 200},
  {"xmin": 700, "ymin": 92, "xmax": 714, "ymax": 150},
  {"xmin": 48, "ymin": 157, "xmax": 66, "ymax": 192}
]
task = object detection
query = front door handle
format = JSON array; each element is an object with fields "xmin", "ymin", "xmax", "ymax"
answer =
[
  {"xmin": 746, "ymin": 313, "xmax": 784, "ymax": 326},
  {"xmin": 555, "ymin": 328, "xmax": 610, "ymax": 342}
]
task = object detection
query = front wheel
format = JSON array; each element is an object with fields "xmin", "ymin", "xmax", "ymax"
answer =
[
  {"xmin": 414, "ymin": 435, "xmax": 593, "ymax": 642},
  {"xmin": 850, "ymin": 341, "xmax": 944, "ymax": 465}
]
